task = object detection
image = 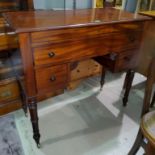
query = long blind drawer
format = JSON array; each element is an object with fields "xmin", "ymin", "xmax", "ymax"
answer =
[
  {"xmin": 31, "ymin": 22, "xmax": 144, "ymax": 47},
  {"xmin": 33, "ymin": 36, "xmax": 111, "ymax": 66}
]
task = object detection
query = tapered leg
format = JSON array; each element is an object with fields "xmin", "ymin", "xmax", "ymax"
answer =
[
  {"xmin": 123, "ymin": 70, "xmax": 132, "ymax": 90},
  {"xmin": 100, "ymin": 67, "xmax": 106, "ymax": 90},
  {"xmin": 21, "ymin": 91, "xmax": 28, "ymax": 115},
  {"xmin": 28, "ymin": 97, "xmax": 41, "ymax": 148},
  {"xmin": 123, "ymin": 70, "xmax": 135, "ymax": 106},
  {"xmin": 150, "ymin": 92, "xmax": 155, "ymax": 108},
  {"xmin": 128, "ymin": 128, "xmax": 144, "ymax": 155}
]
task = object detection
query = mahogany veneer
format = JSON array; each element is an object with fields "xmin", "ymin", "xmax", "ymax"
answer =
[{"xmin": 3, "ymin": 8, "xmax": 151, "ymax": 147}]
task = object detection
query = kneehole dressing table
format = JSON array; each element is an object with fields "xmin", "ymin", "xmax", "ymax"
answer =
[{"xmin": 3, "ymin": 8, "xmax": 151, "ymax": 147}]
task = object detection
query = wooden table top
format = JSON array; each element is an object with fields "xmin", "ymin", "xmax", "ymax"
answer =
[
  {"xmin": 140, "ymin": 10, "xmax": 155, "ymax": 18},
  {"xmin": 3, "ymin": 8, "xmax": 151, "ymax": 33}
]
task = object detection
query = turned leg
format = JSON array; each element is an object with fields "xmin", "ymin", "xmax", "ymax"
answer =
[
  {"xmin": 21, "ymin": 92, "xmax": 28, "ymax": 115},
  {"xmin": 150, "ymin": 92, "xmax": 155, "ymax": 108},
  {"xmin": 123, "ymin": 69, "xmax": 135, "ymax": 106},
  {"xmin": 128, "ymin": 128, "xmax": 144, "ymax": 155},
  {"xmin": 100, "ymin": 66, "xmax": 106, "ymax": 90},
  {"xmin": 17, "ymin": 80, "xmax": 28, "ymax": 115},
  {"xmin": 28, "ymin": 97, "xmax": 41, "ymax": 148}
]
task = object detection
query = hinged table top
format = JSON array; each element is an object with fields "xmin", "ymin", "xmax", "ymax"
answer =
[{"xmin": 3, "ymin": 8, "xmax": 151, "ymax": 33}]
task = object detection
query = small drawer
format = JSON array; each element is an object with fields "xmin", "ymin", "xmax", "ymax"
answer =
[
  {"xmin": 116, "ymin": 50, "xmax": 138, "ymax": 71},
  {"xmin": 111, "ymin": 31, "xmax": 142, "ymax": 52},
  {"xmin": 94, "ymin": 49, "xmax": 139, "ymax": 72},
  {"xmin": 35, "ymin": 64, "xmax": 68, "ymax": 94}
]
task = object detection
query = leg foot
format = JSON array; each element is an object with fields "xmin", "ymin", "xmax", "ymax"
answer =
[{"xmin": 28, "ymin": 97, "xmax": 41, "ymax": 147}]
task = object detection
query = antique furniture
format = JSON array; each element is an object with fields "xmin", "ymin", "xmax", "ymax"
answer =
[
  {"xmin": 3, "ymin": 8, "xmax": 150, "ymax": 147},
  {"xmin": 0, "ymin": 0, "xmax": 33, "ymax": 115}
]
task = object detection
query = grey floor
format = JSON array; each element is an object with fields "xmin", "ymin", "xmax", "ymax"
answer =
[{"xmin": 14, "ymin": 72, "xmax": 150, "ymax": 155}]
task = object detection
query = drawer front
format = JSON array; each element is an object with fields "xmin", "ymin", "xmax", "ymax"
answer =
[
  {"xmin": 31, "ymin": 22, "xmax": 143, "ymax": 47},
  {"xmin": 35, "ymin": 64, "xmax": 68, "ymax": 94},
  {"xmin": 116, "ymin": 49, "xmax": 139, "ymax": 71},
  {"xmin": 0, "ymin": 80, "xmax": 20, "ymax": 103},
  {"xmin": 111, "ymin": 31, "xmax": 142, "ymax": 52},
  {"xmin": 0, "ymin": 34, "xmax": 18, "ymax": 51},
  {"xmin": 33, "ymin": 36, "xmax": 111, "ymax": 66},
  {"xmin": 95, "ymin": 49, "xmax": 139, "ymax": 72}
]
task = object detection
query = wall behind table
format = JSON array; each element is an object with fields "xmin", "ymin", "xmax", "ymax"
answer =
[{"xmin": 33, "ymin": 0, "xmax": 93, "ymax": 10}]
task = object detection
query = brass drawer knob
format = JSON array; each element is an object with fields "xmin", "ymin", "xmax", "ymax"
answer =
[
  {"xmin": 50, "ymin": 75, "xmax": 56, "ymax": 82},
  {"xmin": 48, "ymin": 52, "xmax": 55, "ymax": 58}
]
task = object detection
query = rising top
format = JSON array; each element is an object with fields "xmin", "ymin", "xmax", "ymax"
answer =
[{"xmin": 3, "ymin": 8, "xmax": 151, "ymax": 33}]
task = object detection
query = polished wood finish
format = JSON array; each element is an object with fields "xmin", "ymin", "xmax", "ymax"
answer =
[
  {"xmin": 3, "ymin": 8, "xmax": 150, "ymax": 33},
  {"xmin": 3, "ymin": 8, "xmax": 150, "ymax": 146}
]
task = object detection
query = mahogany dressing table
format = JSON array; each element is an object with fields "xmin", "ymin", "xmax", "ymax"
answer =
[{"xmin": 3, "ymin": 8, "xmax": 151, "ymax": 147}]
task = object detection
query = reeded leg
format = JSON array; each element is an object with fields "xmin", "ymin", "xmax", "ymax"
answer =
[
  {"xmin": 150, "ymin": 92, "xmax": 155, "ymax": 108},
  {"xmin": 123, "ymin": 69, "xmax": 135, "ymax": 106},
  {"xmin": 28, "ymin": 97, "xmax": 41, "ymax": 148},
  {"xmin": 128, "ymin": 128, "xmax": 143, "ymax": 155},
  {"xmin": 17, "ymin": 80, "xmax": 28, "ymax": 115},
  {"xmin": 100, "ymin": 67, "xmax": 106, "ymax": 90},
  {"xmin": 21, "ymin": 92, "xmax": 28, "ymax": 115}
]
